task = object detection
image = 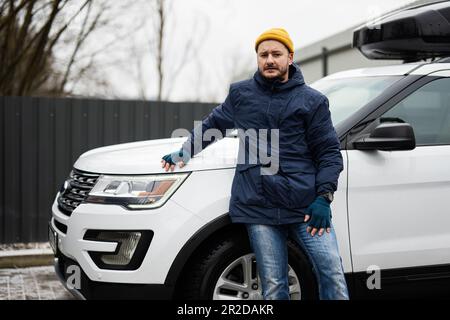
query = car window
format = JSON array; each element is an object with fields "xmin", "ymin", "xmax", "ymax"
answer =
[
  {"xmin": 311, "ymin": 76, "xmax": 402, "ymax": 126},
  {"xmin": 382, "ymin": 77, "xmax": 450, "ymax": 146}
]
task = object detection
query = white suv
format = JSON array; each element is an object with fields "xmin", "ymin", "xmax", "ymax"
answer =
[
  {"xmin": 49, "ymin": 59, "xmax": 450, "ymax": 300},
  {"xmin": 49, "ymin": 2, "xmax": 450, "ymax": 300}
]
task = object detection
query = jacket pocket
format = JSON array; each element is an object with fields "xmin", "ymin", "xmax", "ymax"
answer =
[
  {"xmin": 232, "ymin": 165, "xmax": 266, "ymax": 206},
  {"xmin": 260, "ymin": 172, "xmax": 290, "ymax": 208},
  {"xmin": 261, "ymin": 171, "xmax": 316, "ymax": 209},
  {"xmin": 286, "ymin": 172, "xmax": 316, "ymax": 208}
]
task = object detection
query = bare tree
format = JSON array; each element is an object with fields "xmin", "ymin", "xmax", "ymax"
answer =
[
  {"xmin": 0, "ymin": 0, "xmax": 210, "ymax": 100},
  {"xmin": 0, "ymin": 0, "xmax": 109, "ymax": 96},
  {"xmin": 150, "ymin": 0, "xmax": 209, "ymax": 101},
  {"xmin": 156, "ymin": 0, "xmax": 165, "ymax": 101}
]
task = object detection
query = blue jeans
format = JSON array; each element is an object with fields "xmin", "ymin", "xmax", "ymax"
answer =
[{"xmin": 246, "ymin": 223, "xmax": 349, "ymax": 300}]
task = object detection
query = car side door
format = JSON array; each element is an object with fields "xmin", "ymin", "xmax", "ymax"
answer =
[{"xmin": 346, "ymin": 74, "xmax": 450, "ymax": 296}]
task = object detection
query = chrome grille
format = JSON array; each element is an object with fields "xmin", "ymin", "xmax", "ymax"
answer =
[{"xmin": 57, "ymin": 169, "xmax": 100, "ymax": 216}]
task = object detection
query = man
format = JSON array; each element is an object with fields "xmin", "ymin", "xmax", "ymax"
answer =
[{"xmin": 161, "ymin": 28, "xmax": 349, "ymax": 300}]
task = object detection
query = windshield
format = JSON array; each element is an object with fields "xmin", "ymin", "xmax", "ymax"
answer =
[{"xmin": 311, "ymin": 76, "xmax": 402, "ymax": 126}]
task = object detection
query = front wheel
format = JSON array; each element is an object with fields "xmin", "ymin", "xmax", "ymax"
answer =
[{"xmin": 179, "ymin": 232, "xmax": 318, "ymax": 300}]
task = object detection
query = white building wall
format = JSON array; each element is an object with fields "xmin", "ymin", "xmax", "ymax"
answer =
[
  {"xmin": 301, "ymin": 48, "xmax": 401, "ymax": 84},
  {"xmin": 298, "ymin": 59, "xmax": 323, "ymax": 85}
]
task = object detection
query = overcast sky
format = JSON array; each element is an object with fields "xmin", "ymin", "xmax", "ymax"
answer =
[{"xmin": 77, "ymin": 0, "xmax": 416, "ymax": 102}]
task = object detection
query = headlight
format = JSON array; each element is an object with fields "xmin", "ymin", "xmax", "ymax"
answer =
[{"xmin": 85, "ymin": 173, "xmax": 189, "ymax": 209}]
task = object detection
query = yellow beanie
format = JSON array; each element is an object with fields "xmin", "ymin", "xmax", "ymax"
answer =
[{"xmin": 255, "ymin": 28, "xmax": 294, "ymax": 53}]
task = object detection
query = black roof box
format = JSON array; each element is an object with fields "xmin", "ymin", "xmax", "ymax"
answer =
[{"xmin": 353, "ymin": 1, "xmax": 450, "ymax": 61}]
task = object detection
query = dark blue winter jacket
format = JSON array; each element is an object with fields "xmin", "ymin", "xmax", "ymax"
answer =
[{"xmin": 182, "ymin": 63, "xmax": 343, "ymax": 225}]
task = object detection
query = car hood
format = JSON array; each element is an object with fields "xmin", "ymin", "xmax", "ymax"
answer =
[{"xmin": 74, "ymin": 137, "xmax": 239, "ymax": 174}]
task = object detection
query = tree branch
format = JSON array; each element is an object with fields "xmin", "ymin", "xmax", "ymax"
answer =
[
  {"xmin": 157, "ymin": 0, "xmax": 165, "ymax": 101},
  {"xmin": 0, "ymin": 0, "xmax": 29, "ymax": 33},
  {"xmin": 18, "ymin": 0, "xmax": 63, "ymax": 94},
  {"xmin": 59, "ymin": 0, "xmax": 100, "ymax": 92}
]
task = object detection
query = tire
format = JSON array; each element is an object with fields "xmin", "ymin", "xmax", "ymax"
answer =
[{"xmin": 179, "ymin": 231, "xmax": 318, "ymax": 300}]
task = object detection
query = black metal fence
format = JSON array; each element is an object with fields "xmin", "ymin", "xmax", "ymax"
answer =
[{"xmin": 0, "ymin": 96, "xmax": 216, "ymax": 244}]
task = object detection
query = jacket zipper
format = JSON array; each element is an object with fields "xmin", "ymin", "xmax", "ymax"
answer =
[{"xmin": 268, "ymin": 85, "xmax": 280, "ymax": 223}]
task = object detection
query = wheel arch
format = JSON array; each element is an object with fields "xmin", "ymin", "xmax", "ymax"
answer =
[
  {"xmin": 165, "ymin": 214, "xmax": 319, "ymax": 300},
  {"xmin": 165, "ymin": 214, "xmax": 246, "ymax": 290}
]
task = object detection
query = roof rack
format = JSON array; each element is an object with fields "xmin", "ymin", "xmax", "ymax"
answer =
[
  {"xmin": 353, "ymin": 1, "xmax": 450, "ymax": 62},
  {"xmin": 435, "ymin": 56, "xmax": 450, "ymax": 63}
]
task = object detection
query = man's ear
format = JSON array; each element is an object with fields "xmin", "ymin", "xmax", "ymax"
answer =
[{"xmin": 288, "ymin": 52, "xmax": 294, "ymax": 65}]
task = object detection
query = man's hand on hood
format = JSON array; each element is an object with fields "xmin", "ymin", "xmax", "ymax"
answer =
[{"xmin": 161, "ymin": 148, "xmax": 191, "ymax": 172}]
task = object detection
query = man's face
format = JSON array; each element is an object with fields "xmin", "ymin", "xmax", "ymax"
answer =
[{"xmin": 257, "ymin": 40, "xmax": 293, "ymax": 82}]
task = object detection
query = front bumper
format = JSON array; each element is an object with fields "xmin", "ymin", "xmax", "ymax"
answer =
[
  {"xmin": 50, "ymin": 192, "xmax": 206, "ymax": 298},
  {"xmin": 54, "ymin": 255, "xmax": 174, "ymax": 300}
]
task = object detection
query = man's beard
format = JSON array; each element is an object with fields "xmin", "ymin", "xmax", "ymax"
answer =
[{"xmin": 260, "ymin": 64, "xmax": 289, "ymax": 82}]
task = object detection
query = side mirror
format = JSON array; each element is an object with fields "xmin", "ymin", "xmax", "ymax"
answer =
[{"xmin": 353, "ymin": 122, "xmax": 416, "ymax": 151}]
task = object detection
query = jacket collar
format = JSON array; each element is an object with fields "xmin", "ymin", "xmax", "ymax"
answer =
[{"xmin": 254, "ymin": 63, "xmax": 305, "ymax": 92}]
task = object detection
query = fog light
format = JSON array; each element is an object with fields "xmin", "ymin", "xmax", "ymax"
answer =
[
  {"xmin": 97, "ymin": 231, "xmax": 142, "ymax": 266},
  {"xmin": 84, "ymin": 229, "xmax": 153, "ymax": 270}
]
